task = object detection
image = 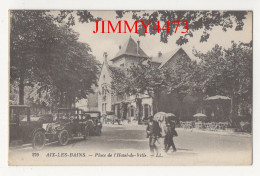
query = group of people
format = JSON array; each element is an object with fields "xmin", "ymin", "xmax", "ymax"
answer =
[{"xmin": 146, "ymin": 115, "xmax": 178, "ymax": 156}]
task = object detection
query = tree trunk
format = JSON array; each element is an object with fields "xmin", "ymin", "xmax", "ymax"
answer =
[
  {"xmin": 176, "ymin": 93, "xmax": 185, "ymax": 120},
  {"xmin": 179, "ymin": 101, "xmax": 184, "ymax": 120},
  {"xmin": 135, "ymin": 98, "xmax": 142, "ymax": 125},
  {"xmin": 18, "ymin": 76, "xmax": 24, "ymax": 105},
  {"xmin": 152, "ymin": 98, "xmax": 156, "ymax": 115},
  {"xmin": 152, "ymin": 92, "xmax": 160, "ymax": 115},
  {"xmin": 120, "ymin": 102, "xmax": 128, "ymax": 120},
  {"xmin": 230, "ymin": 96, "xmax": 239, "ymax": 128},
  {"xmin": 230, "ymin": 96, "xmax": 238, "ymax": 115}
]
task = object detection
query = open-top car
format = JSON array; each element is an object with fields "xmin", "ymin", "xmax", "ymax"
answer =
[
  {"xmin": 9, "ymin": 105, "xmax": 46, "ymax": 150},
  {"xmin": 43, "ymin": 108, "xmax": 88, "ymax": 146},
  {"xmin": 81, "ymin": 111, "xmax": 102, "ymax": 136}
]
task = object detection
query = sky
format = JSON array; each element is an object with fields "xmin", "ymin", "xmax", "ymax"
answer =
[{"xmin": 69, "ymin": 11, "xmax": 252, "ymax": 63}]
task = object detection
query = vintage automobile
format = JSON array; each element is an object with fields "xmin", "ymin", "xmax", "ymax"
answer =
[
  {"xmin": 43, "ymin": 108, "xmax": 89, "ymax": 146},
  {"xmin": 81, "ymin": 111, "xmax": 102, "ymax": 136},
  {"xmin": 38, "ymin": 114, "xmax": 54, "ymax": 123},
  {"xmin": 9, "ymin": 105, "xmax": 46, "ymax": 150},
  {"xmin": 106, "ymin": 111, "xmax": 121, "ymax": 125}
]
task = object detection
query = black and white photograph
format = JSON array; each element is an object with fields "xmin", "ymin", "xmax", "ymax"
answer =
[{"xmin": 8, "ymin": 10, "xmax": 252, "ymax": 166}]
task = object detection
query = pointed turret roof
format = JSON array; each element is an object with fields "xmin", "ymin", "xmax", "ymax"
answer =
[{"xmin": 111, "ymin": 37, "xmax": 149, "ymax": 61}]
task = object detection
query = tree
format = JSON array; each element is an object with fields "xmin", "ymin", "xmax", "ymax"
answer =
[
  {"xmin": 111, "ymin": 60, "xmax": 172, "ymax": 123},
  {"xmin": 110, "ymin": 63, "xmax": 144, "ymax": 123},
  {"xmin": 115, "ymin": 11, "xmax": 248, "ymax": 44},
  {"xmin": 193, "ymin": 41, "xmax": 252, "ymax": 123},
  {"xmin": 39, "ymin": 41, "xmax": 99, "ymax": 108},
  {"xmin": 135, "ymin": 63, "xmax": 171, "ymax": 115},
  {"xmin": 10, "ymin": 10, "xmax": 59, "ymax": 104},
  {"xmin": 166, "ymin": 55, "xmax": 199, "ymax": 119},
  {"xmin": 10, "ymin": 10, "xmax": 99, "ymax": 107}
]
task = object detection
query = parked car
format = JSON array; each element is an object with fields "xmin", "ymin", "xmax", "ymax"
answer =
[
  {"xmin": 81, "ymin": 111, "xmax": 102, "ymax": 136},
  {"xmin": 106, "ymin": 111, "xmax": 121, "ymax": 125},
  {"xmin": 38, "ymin": 114, "xmax": 54, "ymax": 123},
  {"xmin": 9, "ymin": 105, "xmax": 46, "ymax": 150},
  {"xmin": 43, "ymin": 108, "xmax": 88, "ymax": 146}
]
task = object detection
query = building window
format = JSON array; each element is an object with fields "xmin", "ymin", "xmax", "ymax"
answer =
[{"xmin": 102, "ymin": 86, "xmax": 106, "ymax": 96}]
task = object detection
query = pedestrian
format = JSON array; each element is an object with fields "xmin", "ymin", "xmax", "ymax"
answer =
[
  {"xmin": 146, "ymin": 115, "xmax": 162, "ymax": 156},
  {"xmin": 163, "ymin": 116, "xmax": 177, "ymax": 153},
  {"xmin": 159, "ymin": 119, "xmax": 167, "ymax": 150}
]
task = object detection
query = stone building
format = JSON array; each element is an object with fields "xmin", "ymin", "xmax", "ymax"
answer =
[{"xmin": 98, "ymin": 37, "xmax": 195, "ymax": 121}]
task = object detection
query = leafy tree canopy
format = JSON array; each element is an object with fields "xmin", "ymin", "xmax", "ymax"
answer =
[
  {"xmin": 58, "ymin": 10, "xmax": 248, "ymax": 44},
  {"xmin": 116, "ymin": 11, "xmax": 248, "ymax": 44},
  {"xmin": 10, "ymin": 10, "xmax": 99, "ymax": 107},
  {"xmin": 193, "ymin": 41, "xmax": 252, "ymax": 100}
]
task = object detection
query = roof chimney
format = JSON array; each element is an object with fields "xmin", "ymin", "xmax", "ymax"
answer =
[
  {"xmin": 137, "ymin": 39, "xmax": 140, "ymax": 54},
  {"xmin": 103, "ymin": 52, "xmax": 108, "ymax": 61},
  {"xmin": 158, "ymin": 51, "xmax": 162, "ymax": 58}
]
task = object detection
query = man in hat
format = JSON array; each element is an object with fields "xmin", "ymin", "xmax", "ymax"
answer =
[
  {"xmin": 163, "ymin": 116, "xmax": 177, "ymax": 153},
  {"xmin": 146, "ymin": 115, "xmax": 162, "ymax": 156}
]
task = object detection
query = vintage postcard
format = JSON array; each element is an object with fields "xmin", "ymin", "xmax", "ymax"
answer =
[{"xmin": 8, "ymin": 10, "xmax": 252, "ymax": 166}]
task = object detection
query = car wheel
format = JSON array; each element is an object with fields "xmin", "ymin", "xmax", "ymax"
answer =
[
  {"xmin": 58, "ymin": 130, "xmax": 69, "ymax": 146},
  {"xmin": 32, "ymin": 131, "xmax": 46, "ymax": 150}
]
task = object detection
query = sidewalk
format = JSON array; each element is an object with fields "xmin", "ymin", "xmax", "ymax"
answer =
[
  {"xmin": 177, "ymin": 128, "xmax": 252, "ymax": 137},
  {"xmin": 103, "ymin": 123, "xmax": 251, "ymax": 137}
]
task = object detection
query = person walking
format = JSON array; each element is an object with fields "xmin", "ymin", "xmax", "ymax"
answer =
[
  {"xmin": 159, "ymin": 119, "xmax": 167, "ymax": 150},
  {"xmin": 146, "ymin": 116, "xmax": 162, "ymax": 156},
  {"xmin": 163, "ymin": 117, "xmax": 177, "ymax": 153}
]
